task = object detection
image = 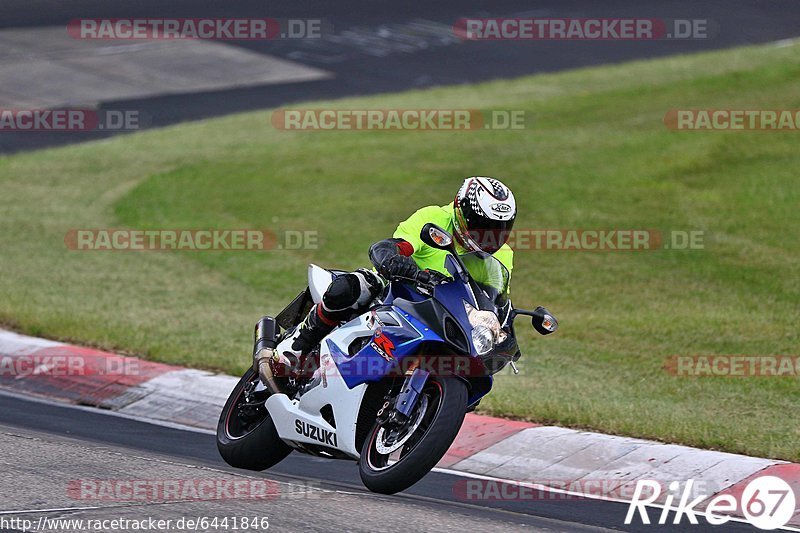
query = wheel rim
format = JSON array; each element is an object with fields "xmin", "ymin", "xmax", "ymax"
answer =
[
  {"xmin": 366, "ymin": 380, "xmax": 444, "ymax": 472},
  {"xmin": 224, "ymin": 374, "xmax": 270, "ymax": 440},
  {"xmin": 374, "ymin": 394, "xmax": 429, "ymax": 455}
]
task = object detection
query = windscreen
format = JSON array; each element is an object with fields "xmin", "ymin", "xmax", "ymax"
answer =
[{"xmin": 458, "ymin": 252, "xmax": 510, "ymax": 307}]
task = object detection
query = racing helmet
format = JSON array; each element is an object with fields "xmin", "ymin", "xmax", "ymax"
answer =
[{"xmin": 452, "ymin": 177, "xmax": 516, "ymax": 254}]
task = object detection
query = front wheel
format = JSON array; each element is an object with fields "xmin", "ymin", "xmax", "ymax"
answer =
[
  {"xmin": 359, "ymin": 376, "xmax": 468, "ymax": 494},
  {"xmin": 217, "ymin": 368, "xmax": 292, "ymax": 471}
]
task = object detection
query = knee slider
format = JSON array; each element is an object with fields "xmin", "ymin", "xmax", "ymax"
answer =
[
  {"xmin": 322, "ymin": 274, "xmax": 361, "ymax": 313},
  {"xmin": 355, "ymin": 268, "xmax": 384, "ymax": 293}
]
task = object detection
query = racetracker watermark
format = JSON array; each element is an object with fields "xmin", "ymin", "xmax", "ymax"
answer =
[
  {"xmin": 464, "ymin": 229, "xmax": 705, "ymax": 252},
  {"xmin": 2, "ymin": 516, "xmax": 270, "ymax": 532},
  {"xmin": 0, "ymin": 109, "xmax": 144, "ymax": 132},
  {"xmin": 271, "ymin": 109, "xmax": 529, "ymax": 130},
  {"xmin": 275, "ymin": 353, "xmax": 509, "ymax": 380},
  {"xmin": 453, "ymin": 479, "xmax": 670, "ymax": 501},
  {"xmin": 453, "ymin": 18, "xmax": 717, "ymax": 40},
  {"xmin": 665, "ymin": 109, "xmax": 800, "ymax": 130},
  {"xmin": 68, "ymin": 18, "xmax": 329, "ymax": 40},
  {"xmin": 67, "ymin": 479, "xmax": 320, "ymax": 501},
  {"xmin": 0, "ymin": 353, "xmax": 140, "ymax": 377},
  {"xmin": 64, "ymin": 229, "xmax": 318, "ymax": 251},
  {"xmin": 665, "ymin": 355, "xmax": 800, "ymax": 377}
]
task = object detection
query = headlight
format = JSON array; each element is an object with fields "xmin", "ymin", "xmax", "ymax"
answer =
[
  {"xmin": 471, "ymin": 326, "xmax": 494, "ymax": 355},
  {"xmin": 464, "ymin": 301, "xmax": 507, "ymax": 355}
]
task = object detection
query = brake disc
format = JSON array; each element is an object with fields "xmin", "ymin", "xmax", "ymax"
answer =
[{"xmin": 374, "ymin": 394, "xmax": 429, "ymax": 454}]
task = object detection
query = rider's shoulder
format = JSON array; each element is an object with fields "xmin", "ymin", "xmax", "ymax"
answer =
[
  {"xmin": 498, "ymin": 242, "xmax": 514, "ymax": 254},
  {"xmin": 493, "ymin": 243, "xmax": 514, "ymax": 267},
  {"xmin": 400, "ymin": 204, "xmax": 452, "ymax": 225},
  {"xmin": 417, "ymin": 204, "xmax": 452, "ymax": 218}
]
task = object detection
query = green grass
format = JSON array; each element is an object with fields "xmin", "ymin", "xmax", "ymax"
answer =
[{"xmin": 1, "ymin": 41, "xmax": 798, "ymax": 460}]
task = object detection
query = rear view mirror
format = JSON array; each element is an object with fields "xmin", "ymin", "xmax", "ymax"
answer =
[
  {"xmin": 531, "ymin": 306, "xmax": 558, "ymax": 335},
  {"xmin": 420, "ymin": 223, "xmax": 454, "ymax": 250}
]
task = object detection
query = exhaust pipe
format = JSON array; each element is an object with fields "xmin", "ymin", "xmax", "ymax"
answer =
[{"xmin": 253, "ymin": 316, "xmax": 284, "ymax": 394}]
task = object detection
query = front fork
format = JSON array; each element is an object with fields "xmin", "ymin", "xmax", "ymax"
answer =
[{"xmin": 377, "ymin": 367, "xmax": 430, "ymax": 427}]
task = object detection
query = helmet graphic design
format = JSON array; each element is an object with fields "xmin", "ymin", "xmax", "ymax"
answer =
[{"xmin": 453, "ymin": 177, "xmax": 516, "ymax": 254}]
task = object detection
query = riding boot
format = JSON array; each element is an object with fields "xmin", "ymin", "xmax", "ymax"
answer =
[{"xmin": 273, "ymin": 304, "xmax": 337, "ymax": 374}]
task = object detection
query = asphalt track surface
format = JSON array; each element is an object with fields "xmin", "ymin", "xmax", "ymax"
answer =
[
  {"xmin": 0, "ymin": 2, "xmax": 795, "ymax": 530},
  {"xmin": 1, "ymin": 0, "xmax": 799, "ymax": 153},
  {"xmin": 0, "ymin": 392, "xmax": 762, "ymax": 532}
]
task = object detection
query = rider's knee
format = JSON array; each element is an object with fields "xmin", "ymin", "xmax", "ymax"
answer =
[
  {"xmin": 321, "ymin": 269, "xmax": 383, "ymax": 319},
  {"xmin": 322, "ymin": 274, "xmax": 361, "ymax": 313}
]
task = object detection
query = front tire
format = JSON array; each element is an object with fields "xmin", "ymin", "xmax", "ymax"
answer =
[
  {"xmin": 359, "ymin": 376, "xmax": 468, "ymax": 494},
  {"xmin": 216, "ymin": 368, "xmax": 292, "ymax": 471}
]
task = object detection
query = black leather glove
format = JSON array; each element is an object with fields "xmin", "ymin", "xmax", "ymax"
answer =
[
  {"xmin": 378, "ymin": 254, "xmax": 420, "ymax": 281},
  {"xmin": 369, "ymin": 238, "xmax": 421, "ymax": 281}
]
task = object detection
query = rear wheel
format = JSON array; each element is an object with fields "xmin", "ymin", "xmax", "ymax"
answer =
[
  {"xmin": 359, "ymin": 376, "xmax": 468, "ymax": 494},
  {"xmin": 216, "ymin": 368, "xmax": 292, "ymax": 471}
]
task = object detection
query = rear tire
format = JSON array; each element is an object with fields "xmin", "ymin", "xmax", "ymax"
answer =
[
  {"xmin": 216, "ymin": 368, "xmax": 292, "ymax": 471},
  {"xmin": 359, "ymin": 376, "xmax": 467, "ymax": 494}
]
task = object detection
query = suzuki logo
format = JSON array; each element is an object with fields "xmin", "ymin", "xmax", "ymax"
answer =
[
  {"xmin": 370, "ymin": 332, "xmax": 395, "ymax": 362},
  {"xmin": 295, "ymin": 420, "xmax": 337, "ymax": 447}
]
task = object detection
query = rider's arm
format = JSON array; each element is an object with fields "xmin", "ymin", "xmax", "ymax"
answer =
[
  {"xmin": 392, "ymin": 205, "xmax": 444, "ymax": 254},
  {"xmin": 369, "ymin": 238, "xmax": 420, "ymax": 280}
]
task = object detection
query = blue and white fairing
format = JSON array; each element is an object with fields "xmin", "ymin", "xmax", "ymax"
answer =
[
  {"xmin": 265, "ymin": 255, "xmax": 509, "ymax": 458},
  {"xmin": 325, "ymin": 255, "xmax": 498, "ymax": 406}
]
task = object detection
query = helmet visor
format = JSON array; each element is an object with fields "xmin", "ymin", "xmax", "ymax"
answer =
[
  {"xmin": 465, "ymin": 217, "xmax": 514, "ymax": 254},
  {"xmin": 454, "ymin": 203, "xmax": 514, "ymax": 254}
]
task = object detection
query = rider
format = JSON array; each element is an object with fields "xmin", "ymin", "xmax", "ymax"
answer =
[{"xmin": 274, "ymin": 176, "xmax": 517, "ymax": 366}]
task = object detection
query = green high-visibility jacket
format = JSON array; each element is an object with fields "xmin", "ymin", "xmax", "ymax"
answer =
[{"xmin": 392, "ymin": 204, "xmax": 514, "ymax": 283}]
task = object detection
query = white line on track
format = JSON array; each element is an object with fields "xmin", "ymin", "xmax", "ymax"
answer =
[
  {"xmin": 0, "ymin": 506, "xmax": 105, "ymax": 515},
  {"xmin": 430, "ymin": 467, "xmax": 800, "ymax": 531},
  {"xmin": 1, "ymin": 389, "xmax": 798, "ymax": 532}
]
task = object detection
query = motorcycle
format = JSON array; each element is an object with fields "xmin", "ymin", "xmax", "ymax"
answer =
[{"xmin": 217, "ymin": 223, "xmax": 557, "ymax": 494}]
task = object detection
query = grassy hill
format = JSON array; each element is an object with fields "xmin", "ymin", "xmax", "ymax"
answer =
[{"xmin": 1, "ymin": 40, "xmax": 797, "ymax": 459}]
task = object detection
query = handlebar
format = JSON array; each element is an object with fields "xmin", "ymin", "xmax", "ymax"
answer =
[
  {"xmin": 415, "ymin": 269, "xmax": 432, "ymax": 285},
  {"xmin": 416, "ymin": 269, "xmax": 451, "ymax": 286},
  {"xmin": 391, "ymin": 269, "xmax": 451, "ymax": 289}
]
